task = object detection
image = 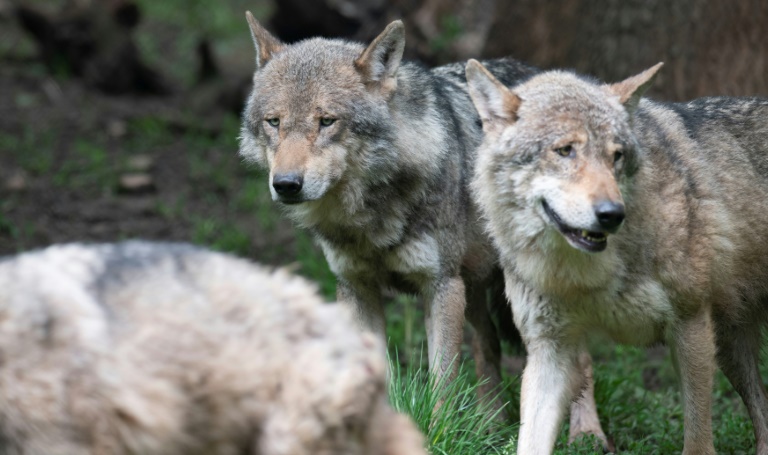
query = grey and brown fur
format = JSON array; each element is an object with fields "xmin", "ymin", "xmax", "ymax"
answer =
[
  {"xmin": 237, "ymin": 13, "xmax": 547, "ymax": 417},
  {"xmin": 467, "ymin": 58, "xmax": 768, "ymax": 454},
  {"xmin": 0, "ymin": 241, "xmax": 426, "ymax": 455}
]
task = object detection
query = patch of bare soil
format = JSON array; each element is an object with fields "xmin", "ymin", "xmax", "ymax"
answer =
[{"xmin": 0, "ymin": 58, "xmax": 294, "ymax": 264}]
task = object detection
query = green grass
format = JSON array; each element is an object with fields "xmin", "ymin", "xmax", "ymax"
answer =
[
  {"xmin": 385, "ymin": 295, "xmax": 428, "ymax": 362},
  {"xmin": 191, "ymin": 217, "xmax": 252, "ymax": 256},
  {"xmin": 0, "ymin": 211, "xmax": 19, "ymax": 239},
  {"xmin": 53, "ymin": 138, "xmax": 115, "ymax": 189},
  {"xmin": 495, "ymin": 343, "xmax": 758, "ymax": 454},
  {"xmin": 0, "ymin": 128, "xmax": 55, "ymax": 175},
  {"xmin": 383, "ymin": 322, "xmax": 758, "ymax": 455},
  {"xmin": 389, "ymin": 355, "xmax": 515, "ymax": 455}
]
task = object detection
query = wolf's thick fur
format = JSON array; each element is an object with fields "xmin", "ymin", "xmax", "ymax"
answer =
[
  {"xmin": 0, "ymin": 241, "xmax": 426, "ymax": 455},
  {"xmin": 467, "ymin": 59, "xmax": 768, "ymax": 454},
  {"xmin": 237, "ymin": 14, "xmax": 543, "ymax": 409}
]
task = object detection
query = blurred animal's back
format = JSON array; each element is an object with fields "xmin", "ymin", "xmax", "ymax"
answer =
[{"xmin": 0, "ymin": 241, "xmax": 426, "ymax": 455}]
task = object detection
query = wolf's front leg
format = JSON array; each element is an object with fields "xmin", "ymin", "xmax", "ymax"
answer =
[
  {"xmin": 670, "ymin": 308, "xmax": 716, "ymax": 455},
  {"xmin": 425, "ymin": 276, "xmax": 467, "ymax": 384},
  {"xmin": 517, "ymin": 340, "xmax": 581, "ymax": 455},
  {"xmin": 569, "ymin": 349, "xmax": 613, "ymax": 452},
  {"xmin": 337, "ymin": 279, "xmax": 385, "ymax": 343}
]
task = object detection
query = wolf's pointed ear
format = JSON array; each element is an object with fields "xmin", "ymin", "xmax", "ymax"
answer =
[
  {"xmin": 246, "ymin": 11, "xmax": 284, "ymax": 70},
  {"xmin": 605, "ymin": 62, "xmax": 663, "ymax": 114},
  {"xmin": 466, "ymin": 59, "xmax": 521, "ymax": 135},
  {"xmin": 355, "ymin": 20, "xmax": 405, "ymax": 97}
]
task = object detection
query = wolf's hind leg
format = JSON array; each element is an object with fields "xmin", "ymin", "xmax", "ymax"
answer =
[
  {"xmin": 465, "ymin": 280, "xmax": 508, "ymax": 420},
  {"xmin": 716, "ymin": 319, "xmax": 768, "ymax": 454},
  {"xmin": 568, "ymin": 349, "xmax": 614, "ymax": 452}
]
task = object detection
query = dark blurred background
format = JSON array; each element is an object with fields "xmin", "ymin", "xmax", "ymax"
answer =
[
  {"xmin": 0, "ymin": 3, "xmax": 765, "ymax": 448},
  {"xmin": 0, "ymin": 0, "xmax": 766, "ymax": 292},
  {"xmin": 271, "ymin": 0, "xmax": 768, "ymax": 101}
]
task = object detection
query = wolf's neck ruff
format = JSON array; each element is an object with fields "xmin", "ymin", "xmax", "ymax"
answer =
[{"xmin": 284, "ymin": 177, "xmax": 417, "ymax": 250}]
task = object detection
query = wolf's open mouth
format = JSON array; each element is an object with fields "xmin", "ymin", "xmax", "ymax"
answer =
[{"xmin": 541, "ymin": 200, "xmax": 608, "ymax": 253}]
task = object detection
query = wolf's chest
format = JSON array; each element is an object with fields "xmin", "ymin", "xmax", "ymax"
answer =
[
  {"xmin": 318, "ymin": 233, "xmax": 442, "ymax": 292},
  {"xmin": 512, "ymin": 243, "xmax": 676, "ymax": 345},
  {"xmin": 570, "ymin": 280, "xmax": 675, "ymax": 346}
]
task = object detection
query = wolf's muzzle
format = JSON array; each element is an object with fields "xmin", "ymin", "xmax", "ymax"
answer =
[{"xmin": 273, "ymin": 173, "xmax": 303, "ymax": 196}]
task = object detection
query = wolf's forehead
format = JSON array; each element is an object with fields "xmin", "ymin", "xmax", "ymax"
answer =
[
  {"xmin": 269, "ymin": 39, "xmax": 364, "ymax": 84},
  {"xmin": 518, "ymin": 79, "xmax": 627, "ymax": 136},
  {"xmin": 520, "ymin": 73, "xmax": 619, "ymax": 111},
  {"xmin": 251, "ymin": 40, "xmax": 366, "ymax": 112}
]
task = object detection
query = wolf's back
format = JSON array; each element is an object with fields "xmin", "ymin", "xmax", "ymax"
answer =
[
  {"xmin": 0, "ymin": 241, "xmax": 317, "ymax": 327},
  {"xmin": 430, "ymin": 57, "xmax": 537, "ymax": 132},
  {"xmin": 425, "ymin": 57, "xmax": 538, "ymax": 181},
  {"xmin": 0, "ymin": 241, "xmax": 422, "ymax": 455},
  {"xmin": 677, "ymin": 97, "xmax": 768, "ymax": 173},
  {"xmin": 637, "ymin": 96, "xmax": 768, "ymax": 185}
]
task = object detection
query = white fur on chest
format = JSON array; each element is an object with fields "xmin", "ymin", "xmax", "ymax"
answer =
[
  {"xmin": 319, "ymin": 233, "xmax": 441, "ymax": 287},
  {"xmin": 579, "ymin": 280, "xmax": 673, "ymax": 345},
  {"xmin": 508, "ymin": 240, "xmax": 675, "ymax": 346}
]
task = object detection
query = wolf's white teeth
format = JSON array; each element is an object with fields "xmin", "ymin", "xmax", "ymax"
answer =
[{"xmin": 581, "ymin": 232, "xmax": 607, "ymax": 243}]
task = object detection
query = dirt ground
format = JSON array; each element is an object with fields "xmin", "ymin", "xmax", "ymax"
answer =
[
  {"xmin": 0, "ymin": 61, "xmax": 289, "ymax": 255},
  {"xmin": 0, "ymin": 4, "xmax": 303, "ymax": 271}
]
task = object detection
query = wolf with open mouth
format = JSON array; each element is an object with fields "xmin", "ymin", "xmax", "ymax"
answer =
[{"xmin": 467, "ymin": 57, "xmax": 768, "ymax": 454}]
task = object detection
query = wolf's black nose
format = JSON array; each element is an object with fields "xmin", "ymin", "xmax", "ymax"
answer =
[
  {"xmin": 273, "ymin": 173, "xmax": 303, "ymax": 196},
  {"xmin": 594, "ymin": 201, "xmax": 625, "ymax": 232}
]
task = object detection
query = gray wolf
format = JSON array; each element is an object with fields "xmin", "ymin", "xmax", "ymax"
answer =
[
  {"xmin": 237, "ymin": 12, "xmax": 539, "ymax": 416},
  {"xmin": 0, "ymin": 241, "xmax": 425, "ymax": 455},
  {"xmin": 467, "ymin": 58, "xmax": 768, "ymax": 454}
]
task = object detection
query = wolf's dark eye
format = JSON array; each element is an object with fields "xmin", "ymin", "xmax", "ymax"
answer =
[
  {"xmin": 554, "ymin": 145, "xmax": 574, "ymax": 157},
  {"xmin": 266, "ymin": 118, "xmax": 280, "ymax": 128},
  {"xmin": 614, "ymin": 151, "xmax": 623, "ymax": 163},
  {"xmin": 320, "ymin": 117, "xmax": 336, "ymax": 127}
]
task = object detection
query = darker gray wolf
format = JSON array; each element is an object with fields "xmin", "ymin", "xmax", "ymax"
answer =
[
  {"xmin": 0, "ymin": 241, "xmax": 425, "ymax": 455},
  {"xmin": 237, "ymin": 12, "xmax": 541, "ymax": 417},
  {"xmin": 467, "ymin": 58, "xmax": 768, "ymax": 454}
]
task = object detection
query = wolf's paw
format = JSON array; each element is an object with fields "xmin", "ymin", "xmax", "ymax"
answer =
[{"xmin": 568, "ymin": 430, "xmax": 615, "ymax": 454}]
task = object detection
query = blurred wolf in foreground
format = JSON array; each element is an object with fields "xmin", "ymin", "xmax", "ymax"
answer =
[
  {"xmin": 0, "ymin": 241, "xmax": 425, "ymax": 455},
  {"xmin": 237, "ymin": 13, "xmax": 549, "ymax": 420},
  {"xmin": 468, "ymin": 58, "xmax": 768, "ymax": 454}
]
